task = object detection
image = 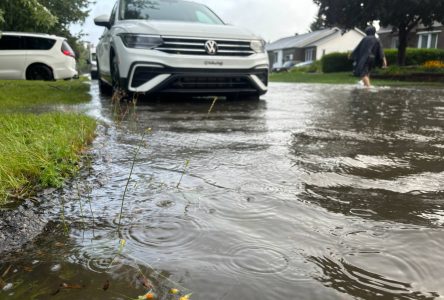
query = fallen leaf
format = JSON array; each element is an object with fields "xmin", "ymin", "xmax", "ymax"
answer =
[
  {"xmin": 136, "ymin": 274, "xmax": 153, "ymax": 289},
  {"xmin": 179, "ymin": 293, "xmax": 192, "ymax": 300},
  {"xmin": 60, "ymin": 282, "xmax": 84, "ymax": 289},
  {"xmin": 23, "ymin": 266, "xmax": 33, "ymax": 272},
  {"xmin": 170, "ymin": 288, "xmax": 180, "ymax": 294},
  {"xmin": 103, "ymin": 280, "xmax": 110, "ymax": 291}
]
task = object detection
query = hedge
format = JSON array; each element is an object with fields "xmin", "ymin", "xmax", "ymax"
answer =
[
  {"xmin": 322, "ymin": 48, "xmax": 444, "ymax": 73},
  {"xmin": 321, "ymin": 52, "xmax": 353, "ymax": 73},
  {"xmin": 384, "ymin": 48, "xmax": 444, "ymax": 65}
]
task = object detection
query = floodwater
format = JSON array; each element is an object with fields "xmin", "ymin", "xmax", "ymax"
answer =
[{"xmin": 1, "ymin": 82, "xmax": 444, "ymax": 300}]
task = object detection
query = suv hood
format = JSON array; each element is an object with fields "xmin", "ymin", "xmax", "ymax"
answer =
[{"xmin": 120, "ymin": 20, "xmax": 260, "ymax": 40}]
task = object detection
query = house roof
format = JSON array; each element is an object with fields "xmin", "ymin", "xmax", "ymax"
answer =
[
  {"xmin": 266, "ymin": 28, "xmax": 342, "ymax": 51},
  {"xmin": 378, "ymin": 22, "xmax": 443, "ymax": 34}
]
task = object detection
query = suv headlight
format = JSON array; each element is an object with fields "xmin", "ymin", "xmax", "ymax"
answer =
[
  {"xmin": 118, "ymin": 34, "xmax": 163, "ymax": 49},
  {"xmin": 250, "ymin": 39, "xmax": 265, "ymax": 53}
]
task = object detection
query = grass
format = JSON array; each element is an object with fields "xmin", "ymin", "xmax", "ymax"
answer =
[
  {"xmin": 0, "ymin": 79, "xmax": 91, "ymax": 109},
  {"xmin": 0, "ymin": 79, "xmax": 96, "ymax": 204},
  {"xmin": 270, "ymin": 71, "xmax": 444, "ymax": 87}
]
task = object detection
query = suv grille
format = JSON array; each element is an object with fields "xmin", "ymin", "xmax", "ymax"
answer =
[
  {"xmin": 168, "ymin": 76, "xmax": 254, "ymax": 90},
  {"xmin": 155, "ymin": 37, "xmax": 255, "ymax": 57}
]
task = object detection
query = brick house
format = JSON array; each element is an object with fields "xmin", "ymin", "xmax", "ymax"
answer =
[{"xmin": 378, "ymin": 22, "xmax": 444, "ymax": 49}]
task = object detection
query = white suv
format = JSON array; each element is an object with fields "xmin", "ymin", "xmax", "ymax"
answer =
[
  {"xmin": 94, "ymin": 0, "xmax": 269, "ymax": 98},
  {"xmin": 0, "ymin": 32, "xmax": 78, "ymax": 80}
]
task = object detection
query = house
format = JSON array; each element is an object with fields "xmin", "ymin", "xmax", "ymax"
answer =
[
  {"xmin": 266, "ymin": 28, "xmax": 365, "ymax": 70},
  {"xmin": 378, "ymin": 22, "xmax": 444, "ymax": 49}
]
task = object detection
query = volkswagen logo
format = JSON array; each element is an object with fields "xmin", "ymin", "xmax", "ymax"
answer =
[{"xmin": 205, "ymin": 40, "xmax": 218, "ymax": 55}]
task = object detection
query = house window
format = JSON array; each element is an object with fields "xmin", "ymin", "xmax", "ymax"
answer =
[
  {"xmin": 391, "ymin": 37, "xmax": 399, "ymax": 49},
  {"xmin": 305, "ymin": 48, "xmax": 315, "ymax": 62},
  {"xmin": 273, "ymin": 51, "xmax": 278, "ymax": 64},
  {"xmin": 418, "ymin": 32, "xmax": 439, "ymax": 49}
]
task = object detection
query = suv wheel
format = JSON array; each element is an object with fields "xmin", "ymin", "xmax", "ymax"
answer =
[{"xmin": 26, "ymin": 64, "xmax": 54, "ymax": 81}]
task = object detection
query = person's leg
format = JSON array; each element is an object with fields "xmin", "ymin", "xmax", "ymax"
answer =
[{"xmin": 362, "ymin": 75, "xmax": 371, "ymax": 87}]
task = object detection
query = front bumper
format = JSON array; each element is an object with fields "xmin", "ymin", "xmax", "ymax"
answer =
[{"xmin": 123, "ymin": 64, "xmax": 269, "ymax": 95}]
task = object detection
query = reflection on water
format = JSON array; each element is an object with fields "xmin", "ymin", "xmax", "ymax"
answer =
[{"xmin": 1, "ymin": 83, "xmax": 444, "ymax": 300}]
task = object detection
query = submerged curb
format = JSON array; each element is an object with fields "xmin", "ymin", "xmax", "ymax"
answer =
[{"xmin": 0, "ymin": 199, "xmax": 49, "ymax": 255}]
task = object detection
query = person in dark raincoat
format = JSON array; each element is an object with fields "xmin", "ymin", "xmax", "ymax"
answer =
[{"xmin": 350, "ymin": 26, "xmax": 387, "ymax": 87}]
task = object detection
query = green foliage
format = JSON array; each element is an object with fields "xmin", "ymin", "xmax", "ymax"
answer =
[
  {"xmin": 321, "ymin": 52, "xmax": 353, "ymax": 73},
  {"xmin": 320, "ymin": 49, "xmax": 444, "ymax": 73},
  {"xmin": 0, "ymin": 0, "xmax": 57, "ymax": 31},
  {"xmin": 384, "ymin": 48, "xmax": 444, "ymax": 66}
]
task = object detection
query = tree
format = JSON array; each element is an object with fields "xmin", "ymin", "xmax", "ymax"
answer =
[
  {"xmin": 0, "ymin": 0, "xmax": 57, "ymax": 32},
  {"xmin": 313, "ymin": 0, "xmax": 444, "ymax": 65},
  {"xmin": 310, "ymin": 16, "xmax": 327, "ymax": 32}
]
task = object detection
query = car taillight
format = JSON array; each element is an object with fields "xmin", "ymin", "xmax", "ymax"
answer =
[
  {"xmin": 61, "ymin": 40, "xmax": 76, "ymax": 58},
  {"xmin": 62, "ymin": 49, "xmax": 75, "ymax": 58}
]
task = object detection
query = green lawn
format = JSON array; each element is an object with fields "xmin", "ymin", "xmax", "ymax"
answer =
[
  {"xmin": 269, "ymin": 71, "xmax": 444, "ymax": 87},
  {"xmin": 0, "ymin": 79, "xmax": 91, "ymax": 109},
  {"xmin": 0, "ymin": 79, "xmax": 96, "ymax": 204}
]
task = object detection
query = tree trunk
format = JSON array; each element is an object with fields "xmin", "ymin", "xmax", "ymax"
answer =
[{"xmin": 397, "ymin": 27, "xmax": 408, "ymax": 66}]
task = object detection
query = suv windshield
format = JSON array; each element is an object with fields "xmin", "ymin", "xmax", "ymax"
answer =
[{"xmin": 120, "ymin": 0, "xmax": 224, "ymax": 25}]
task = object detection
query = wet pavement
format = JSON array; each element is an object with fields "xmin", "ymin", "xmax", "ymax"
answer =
[{"xmin": 1, "ymin": 82, "xmax": 444, "ymax": 299}]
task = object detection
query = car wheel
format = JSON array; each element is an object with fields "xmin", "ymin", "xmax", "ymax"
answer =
[{"xmin": 26, "ymin": 64, "xmax": 54, "ymax": 81}]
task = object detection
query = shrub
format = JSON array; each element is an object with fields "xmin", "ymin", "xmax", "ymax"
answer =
[
  {"xmin": 321, "ymin": 52, "xmax": 353, "ymax": 73},
  {"xmin": 321, "ymin": 48, "xmax": 444, "ymax": 73},
  {"xmin": 384, "ymin": 48, "xmax": 444, "ymax": 66}
]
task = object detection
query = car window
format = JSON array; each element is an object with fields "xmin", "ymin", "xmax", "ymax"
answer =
[
  {"xmin": 120, "ymin": 0, "xmax": 224, "ymax": 25},
  {"xmin": 0, "ymin": 35, "xmax": 22, "ymax": 50},
  {"xmin": 23, "ymin": 37, "xmax": 56, "ymax": 50}
]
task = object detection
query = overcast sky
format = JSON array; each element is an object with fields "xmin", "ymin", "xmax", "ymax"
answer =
[{"xmin": 71, "ymin": 0, "xmax": 319, "ymax": 45}]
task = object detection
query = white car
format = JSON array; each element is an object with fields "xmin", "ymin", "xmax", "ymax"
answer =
[
  {"xmin": 94, "ymin": 0, "xmax": 269, "ymax": 98},
  {"xmin": 88, "ymin": 46, "xmax": 98, "ymax": 79},
  {"xmin": 0, "ymin": 32, "xmax": 78, "ymax": 80}
]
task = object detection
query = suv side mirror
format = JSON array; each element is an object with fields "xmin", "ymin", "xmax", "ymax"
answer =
[{"xmin": 94, "ymin": 15, "xmax": 111, "ymax": 29}]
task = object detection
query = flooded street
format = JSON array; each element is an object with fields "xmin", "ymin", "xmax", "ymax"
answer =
[{"xmin": 1, "ymin": 82, "xmax": 444, "ymax": 299}]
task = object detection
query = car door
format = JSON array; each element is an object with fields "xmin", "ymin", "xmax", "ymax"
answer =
[{"xmin": 0, "ymin": 35, "xmax": 27, "ymax": 79}]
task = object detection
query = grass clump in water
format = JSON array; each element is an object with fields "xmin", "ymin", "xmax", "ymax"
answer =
[{"xmin": 0, "ymin": 113, "xmax": 96, "ymax": 203}]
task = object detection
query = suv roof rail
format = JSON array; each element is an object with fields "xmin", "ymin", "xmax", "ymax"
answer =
[{"xmin": 1, "ymin": 31, "xmax": 58, "ymax": 38}]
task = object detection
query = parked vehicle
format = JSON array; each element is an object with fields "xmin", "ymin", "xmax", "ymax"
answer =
[
  {"xmin": 0, "ymin": 32, "xmax": 78, "ymax": 80},
  {"xmin": 88, "ymin": 46, "xmax": 98, "ymax": 79},
  {"xmin": 94, "ymin": 0, "xmax": 269, "ymax": 98},
  {"xmin": 272, "ymin": 60, "xmax": 297, "ymax": 73}
]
